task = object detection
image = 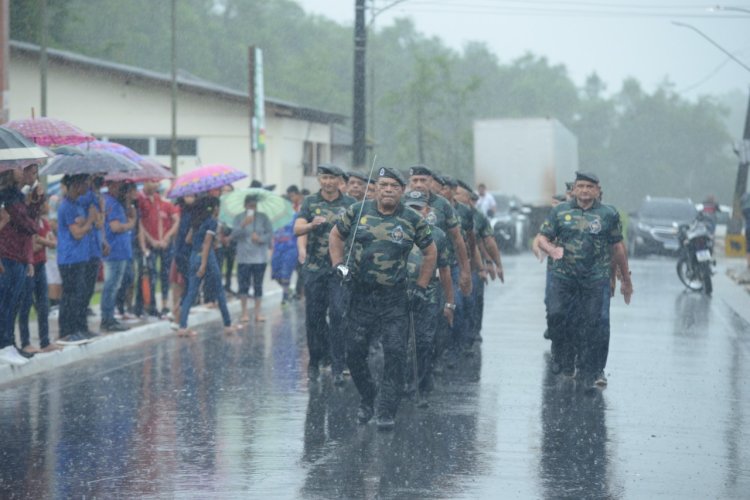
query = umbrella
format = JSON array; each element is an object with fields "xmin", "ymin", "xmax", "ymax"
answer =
[
  {"xmin": 5, "ymin": 117, "xmax": 94, "ymax": 147},
  {"xmin": 73, "ymin": 140, "xmax": 143, "ymax": 162},
  {"xmin": 105, "ymin": 158, "xmax": 174, "ymax": 182},
  {"xmin": 167, "ymin": 164, "xmax": 247, "ymax": 198},
  {"xmin": 219, "ymin": 188, "xmax": 295, "ymax": 231},
  {"xmin": 0, "ymin": 126, "xmax": 50, "ymax": 172},
  {"xmin": 39, "ymin": 149, "xmax": 142, "ymax": 176}
]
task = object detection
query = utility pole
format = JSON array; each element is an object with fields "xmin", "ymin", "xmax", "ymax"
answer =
[
  {"xmin": 0, "ymin": 0, "xmax": 8, "ymax": 124},
  {"xmin": 352, "ymin": 0, "xmax": 367, "ymax": 168},
  {"xmin": 730, "ymin": 93, "xmax": 750, "ymax": 232},
  {"xmin": 170, "ymin": 0, "xmax": 178, "ymax": 175},
  {"xmin": 40, "ymin": 0, "xmax": 48, "ymax": 116}
]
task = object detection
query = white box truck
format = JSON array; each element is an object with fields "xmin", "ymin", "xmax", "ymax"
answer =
[
  {"xmin": 473, "ymin": 117, "xmax": 578, "ymax": 207},
  {"xmin": 473, "ymin": 118, "xmax": 579, "ymax": 250}
]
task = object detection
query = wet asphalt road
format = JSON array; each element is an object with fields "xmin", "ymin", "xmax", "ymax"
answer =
[{"xmin": 0, "ymin": 254, "xmax": 748, "ymax": 499}]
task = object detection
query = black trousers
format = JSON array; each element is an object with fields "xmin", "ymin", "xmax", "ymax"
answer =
[
  {"xmin": 347, "ymin": 285, "xmax": 408, "ymax": 419},
  {"xmin": 59, "ymin": 261, "xmax": 89, "ymax": 337},
  {"xmin": 304, "ymin": 271, "xmax": 349, "ymax": 374}
]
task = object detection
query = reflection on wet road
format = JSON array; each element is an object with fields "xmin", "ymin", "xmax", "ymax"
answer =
[{"xmin": 0, "ymin": 255, "xmax": 748, "ymax": 498}]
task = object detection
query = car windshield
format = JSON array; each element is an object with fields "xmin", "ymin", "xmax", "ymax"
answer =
[{"xmin": 640, "ymin": 200, "xmax": 697, "ymax": 220}]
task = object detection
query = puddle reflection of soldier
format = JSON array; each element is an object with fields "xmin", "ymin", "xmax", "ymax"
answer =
[{"xmin": 329, "ymin": 167, "xmax": 436, "ymax": 431}]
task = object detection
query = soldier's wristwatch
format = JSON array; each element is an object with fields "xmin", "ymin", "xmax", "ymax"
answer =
[{"xmin": 444, "ymin": 303, "xmax": 456, "ymax": 310}]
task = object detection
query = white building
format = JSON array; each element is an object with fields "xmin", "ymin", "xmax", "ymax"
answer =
[{"xmin": 8, "ymin": 41, "xmax": 346, "ymax": 192}]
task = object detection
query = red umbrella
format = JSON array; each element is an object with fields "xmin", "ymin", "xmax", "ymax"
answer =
[
  {"xmin": 5, "ymin": 117, "xmax": 94, "ymax": 147},
  {"xmin": 105, "ymin": 158, "xmax": 174, "ymax": 182}
]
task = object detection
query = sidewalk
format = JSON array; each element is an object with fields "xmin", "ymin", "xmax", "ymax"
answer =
[
  {"xmin": 714, "ymin": 252, "xmax": 750, "ymax": 326},
  {"xmin": 0, "ymin": 273, "xmax": 286, "ymax": 387}
]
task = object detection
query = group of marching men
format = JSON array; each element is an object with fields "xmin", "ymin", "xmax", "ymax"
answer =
[{"xmin": 294, "ymin": 163, "xmax": 503, "ymax": 430}]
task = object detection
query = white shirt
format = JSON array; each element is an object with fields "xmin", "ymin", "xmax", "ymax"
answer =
[{"xmin": 476, "ymin": 193, "xmax": 496, "ymax": 216}]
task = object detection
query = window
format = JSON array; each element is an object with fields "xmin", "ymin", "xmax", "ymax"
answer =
[
  {"xmin": 156, "ymin": 138, "xmax": 197, "ymax": 156},
  {"xmin": 303, "ymin": 141, "xmax": 314, "ymax": 176},
  {"xmin": 108, "ymin": 137, "xmax": 149, "ymax": 155}
]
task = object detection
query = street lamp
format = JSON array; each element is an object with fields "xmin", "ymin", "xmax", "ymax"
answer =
[{"xmin": 710, "ymin": 5, "xmax": 750, "ymax": 15}]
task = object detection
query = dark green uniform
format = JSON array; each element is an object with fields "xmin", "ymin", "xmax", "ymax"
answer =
[
  {"xmin": 425, "ymin": 192, "xmax": 459, "ymax": 263},
  {"xmin": 451, "ymin": 201, "xmax": 476, "ymax": 351},
  {"xmin": 471, "ymin": 207, "xmax": 493, "ymax": 339},
  {"xmin": 336, "ymin": 200, "xmax": 433, "ymax": 420},
  {"xmin": 407, "ymin": 224, "xmax": 450, "ymax": 393},
  {"xmin": 539, "ymin": 198, "xmax": 623, "ymax": 382},
  {"xmin": 297, "ymin": 190, "xmax": 356, "ymax": 376}
]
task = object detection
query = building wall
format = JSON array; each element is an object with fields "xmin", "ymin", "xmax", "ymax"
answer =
[{"xmin": 8, "ymin": 53, "xmax": 333, "ymax": 192}]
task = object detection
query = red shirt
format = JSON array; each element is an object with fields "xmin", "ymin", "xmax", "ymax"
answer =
[
  {"xmin": 137, "ymin": 192, "xmax": 179, "ymax": 244},
  {"xmin": 32, "ymin": 218, "xmax": 50, "ymax": 265},
  {"xmin": 0, "ymin": 188, "xmax": 40, "ymax": 264}
]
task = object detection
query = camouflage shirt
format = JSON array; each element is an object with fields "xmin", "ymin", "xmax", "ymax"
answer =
[
  {"xmin": 298, "ymin": 190, "xmax": 356, "ymax": 274},
  {"xmin": 472, "ymin": 207, "xmax": 494, "ymax": 240},
  {"xmin": 336, "ymin": 200, "xmax": 433, "ymax": 288},
  {"xmin": 425, "ymin": 192, "xmax": 458, "ymax": 263},
  {"xmin": 453, "ymin": 201, "xmax": 475, "ymax": 241},
  {"xmin": 407, "ymin": 225, "xmax": 450, "ymax": 304},
  {"xmin": 539, "ymin": 198, "xmax": 623, "ymax": 282}
]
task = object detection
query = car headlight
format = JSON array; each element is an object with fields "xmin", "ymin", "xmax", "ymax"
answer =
[{"xmin": 637, "ymin": 221, "xmax": 651, "ymax": 231}]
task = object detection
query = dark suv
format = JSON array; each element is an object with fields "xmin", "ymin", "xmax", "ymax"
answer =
[{"xmin": 627, "ymin": 197, "xmax": 697, "ymax": 256}]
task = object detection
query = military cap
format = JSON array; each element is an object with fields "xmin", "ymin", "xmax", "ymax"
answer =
[
  {"xmin": 317, "ymin": 164, "xmax": 345, "ymax": 177},
  {"xmin": 456, "ymin": 179, "xmax": 473, "ymax": 193},
  {"xmin": 403, "ymin": 190, "xmax": 429, "ymax": 208},
  {"xmin": 347, "ymin": 171, "xmax": 370, "ymax": 183},
  {"xmin": 469, "ymin": 190, "xmax": 479, "ymax": 202},
  {"xmin": 378, "ymin": 166, "xmax": 406, "ymax": 187},
  {"xmin": 441, "ymin": 175, "xmax": 458, "ymax": 188},
  {"xmin": 575, "ymin": 171, "xmax": 599, "ymax": 185},
  {"xmin": 433, "ymin": 174, "xmax": 447, "ymax": 186},
  {"xmin": 408, "ymin": 164, "xmax": 433, "ymax": 177}
]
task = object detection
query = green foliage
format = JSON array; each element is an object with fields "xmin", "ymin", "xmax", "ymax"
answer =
[{"xmin": 10, "ymin": 0, "xmax": 738, "ymax": 209}]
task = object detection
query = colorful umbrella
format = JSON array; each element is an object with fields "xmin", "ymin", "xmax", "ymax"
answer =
[
  {"xmin": 5, "ymin": 117, "xmax": 94, "ymax": 147},
  {"xmin": 105, "ymin": 158, "xmax": 174, "ymax": 182},
  {"xmin": 219, "ymin": 188, "xmax": 295, "ymax": 231},
  {"xmin": 0, "ymin": 126, "xmax": 50, "ymax": 172},
  {"xmin": 167, "ymin": 164, "xmax": 247, "ymax": 198},
  {"xmin": 40, "ymin": 149, "xmax": 142, "ymax": 176}
]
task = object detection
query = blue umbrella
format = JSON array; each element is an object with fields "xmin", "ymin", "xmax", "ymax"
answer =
[{"xmin": 39, "ymin": 149, "xmax": 141, "ymax": 176}]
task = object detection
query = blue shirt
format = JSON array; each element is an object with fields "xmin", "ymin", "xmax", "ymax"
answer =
[
  {"xmin": 57, "ymin": 197, "xmax": 90, "ymax": 265},
  {"xmin": 175, "ymin": 210, "xmax": 193, "ymax": 260},
  {"xmin": 192, "ymin": 217, "xmax": 218, "ymax": 255},
  {"xmin": 103, "ymin": 194, "xmax": 132, "ymax": 262},
  {"xmin": 77, "ymin": 189, "xmax": 102, "ymax": 260}
]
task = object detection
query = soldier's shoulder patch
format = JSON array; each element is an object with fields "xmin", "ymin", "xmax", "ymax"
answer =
[
  {"xmin": 564, "ymin": 214, "xmax": 572, "ymax": 221},
  {"xmin": 315, "ymin": 208, "xmax": 321, "ymax": 215}
]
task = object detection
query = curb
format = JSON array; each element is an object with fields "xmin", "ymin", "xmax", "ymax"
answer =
[{"xmin": 0, "ymin": 293, "xmax": 273, "ymax": 387}]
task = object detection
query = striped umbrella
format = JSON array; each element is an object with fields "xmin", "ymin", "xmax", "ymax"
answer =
[
  {"xmin": 167, "ymin": 164, "xmax": 247, "ymax": 198},
  {"xmin": 5, "ymin": 117, "xmax": 94, "ymax": 147}
]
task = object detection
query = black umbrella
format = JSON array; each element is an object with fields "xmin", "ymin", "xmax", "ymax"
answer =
[
  {"xmin": 39, "ymin": 149, "xmax": 141, "ymax": 176},
  {"xmin": 0, "ymin": 126, "xmax": 49, "ymax": 172}
]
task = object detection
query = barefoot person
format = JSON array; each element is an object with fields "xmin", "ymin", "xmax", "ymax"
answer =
[
  {"xmin": 177, "ymin": 196, "xmax": 235, "ymax": 336},
  {"xmin": 231, "ymin": 194, "xmax": 272, "ymax": 323}
]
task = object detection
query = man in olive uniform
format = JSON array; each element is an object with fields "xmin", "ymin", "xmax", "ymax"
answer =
[
  {"xmin": 346, "ymin": 171, "xmax": 369, "ymax": 202},
  {"xmin": 536, "ymin": 172, "xmax": 633, "ymax": 389},
  {"xmin": 403, "ymin": 190, "xmax": 455, "ymax": 404},
  {"xmin": 329, "ymin": 167, "xmax": 436, "ymax": 430},
  {"xmin": 294, "ymin": 164, "xmax": 356, "ymax": 384}
]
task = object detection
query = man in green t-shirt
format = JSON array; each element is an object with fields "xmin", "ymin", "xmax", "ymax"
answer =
[{"xmin": 536, "ymin": 172, "xmax": 633, "ymax": 389}]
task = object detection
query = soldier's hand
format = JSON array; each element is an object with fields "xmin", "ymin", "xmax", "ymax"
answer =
[
  {"xmin": 459, "ymin": 270, "xmax": 472, "ymax": 295},
  {"xmin": 311, "ymin": 215, "xmax": 326, "ymax": 228},
  {"xmin": 410, "ymin": 285, "xmax": 429, "ymax": 314},
  {"xmin": 443, "ymin": 306, "xmax": 454, "ymax": 327},
  {"xmin": 497, "ymin": 265, "xmax": 504, "ymax": 283},
  {"xmin": 479, "ymin": 269, "xmax": 488, "ymax": 285},
  {"xmin": 549, "ymin": 246, "xmax": 564, "ymax": 261},
  {"xmin": 621, "ymin": 279, "xmax": 633, "ymax": 305},
  {"xmin": 487, "ymin": 265, "xmax": 497, "ymax": 281}
]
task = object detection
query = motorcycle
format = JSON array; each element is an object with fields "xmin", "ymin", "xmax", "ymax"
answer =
[{"xmin": 675, "ymin": 215, "xmax": 715, "ymax": 295}]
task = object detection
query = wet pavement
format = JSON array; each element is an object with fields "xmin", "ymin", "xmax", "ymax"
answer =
[{"xmin": 0, "ymin": 254, "xmax": 748, "ymax": 499}]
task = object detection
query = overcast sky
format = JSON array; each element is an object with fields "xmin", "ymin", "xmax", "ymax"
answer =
[{"xmin": 296, "ymin": 0, "xmax": 750, "ymax": 100}]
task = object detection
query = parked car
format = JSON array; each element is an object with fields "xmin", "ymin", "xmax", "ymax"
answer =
[
  {"xmin": 627, "ymin": 196, "xmax": 698, "ymax": 257},
  {"xmin": 489, "ymin": 193, "xmax": 531, "ymax": 253}
]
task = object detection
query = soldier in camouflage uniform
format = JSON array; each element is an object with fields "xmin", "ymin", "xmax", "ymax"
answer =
[
  {"xmin": 294, "ymin": 164, "xmax": 356, "ymax": 384},
  {"xmin": 536, "ymin": 172, "xmax": 633, "ymax": 389},
  {"xmin": 403, "ymin": 190, "xmax": 455, "ymax": 404},
  {"xmin": 329, "ymin": 167, "xmax": 436, "ymax": 430},
  {"xmin": 455, "ymin": 180, "xmax": 504, "ymax": 343}
]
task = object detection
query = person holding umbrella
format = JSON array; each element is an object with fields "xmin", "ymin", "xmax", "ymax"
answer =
[
  {"xmin": 0, "ymin": 166, "xmax": 45, "ymax": 364},
  {"xmin": 230, "ymin": 194, "xmax": 273, "ymax": 323},
  {"xmin": 177, "ymin": 196, "xmax": 236, "ymax": 336}
]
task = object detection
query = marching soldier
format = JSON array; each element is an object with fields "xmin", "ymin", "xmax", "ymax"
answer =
[
  {"xmin": 294, "ymin": 164, "xmax": 356, "ymax": 384},
  {"xmin": 403, "ymin": 190, "xmax": 455, "ymax": 404},
  {"xmin": 329, "ymin": 167, "xmax": 436, "ymax": 430},
  {"xmin": 535, "ymin": 172, "xmax": 633, "ymax": 389}
]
